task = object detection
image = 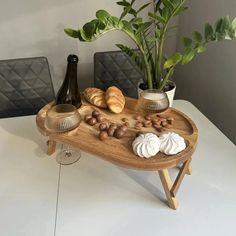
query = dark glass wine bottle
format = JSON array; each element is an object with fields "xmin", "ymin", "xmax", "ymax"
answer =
[{"xmin": 55, "ymin": 54, "xmax": 81, "ymax": 108}]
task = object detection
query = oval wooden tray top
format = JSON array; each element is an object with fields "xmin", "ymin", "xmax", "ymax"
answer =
[{"xmin": 36, "ymin": 97, "xmax": 198, "ymax": 171}]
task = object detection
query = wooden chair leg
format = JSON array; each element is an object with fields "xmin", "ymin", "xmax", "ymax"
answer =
[
  {"xmin": 47, "ymin": 140, "xmax": 56, "ymax": 155},
  {"xmin": 158, "ymin": 169, "xmax": 178, "ymax": 210}
]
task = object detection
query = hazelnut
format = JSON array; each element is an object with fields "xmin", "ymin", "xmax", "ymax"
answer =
[
  {"xmin": 152, "ymin": 119, "xmax": 161, "ymax": 125},
  {"xmin": 107, "ymin": 126, "xmax": 117, "ymax": 136},
  {"xmin": 161, "ymin": 121, "xmax": 168, "ymax": 127},
  {"xmin": 135, "ymin": 115, "xmax": 142, "ymax": 121},
  {"xmin": 99, "ymin": 123, "xmax": 108, "ymax": 131},
  {"xmin": 135, "ymin": 121, "xmax": 143, "ymax": 127},
  {"xmin": 99, "ymin": 131, "xmax": 108, "ymax": 140},
  {"xmin": 84, "ymin": 114, "xmax": 92, "ymax": 122},
  {"xmin": 124, "ymin": 122, "xmax": 130, "ymax": 127},
  {"xmin": 159, "ymin": 117, "xmax": 167, "ymax": 122},
  {"xmin": 114, "ymin": 129, "xmax": 125, "ymax": 139},
  {"xmin": 144, "ymin": 115, "xmax": 152, "ymax": 121},
  {"xmin": 121, "ymin": 117, "xmax": 128, "ymax": 122},
  {"xmin": 120, "ymin": 125, "xmax": 128, "ymax": 132},
  {"xmin": 153, "ymin": 124, "xmax": 162, "ymax": 129},
  {"xmin": 96, "ymin": 115, "xmax": 104, "ymax": 123},
  {"xmin": 110, "ymin": 123, "xmax": 118, "ymax": 130},
  {"xmin": 92, "ymin": 110, "xmax": 100, "ymax": 117},
  {"xmin": 167, "ymin": 117, "xmax": 174, "ymax": 124},
  {"xmin": 143, "ymin": 120, "xmax": 152, "ymax": 127},
  {"xmin": 87, "ymin": 117, "xmax": 97, "ymax": 126}
]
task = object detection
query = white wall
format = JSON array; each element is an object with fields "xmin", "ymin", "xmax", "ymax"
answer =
[
  {"xmin": 0, "ymin": 0, "xmax": 137, "ymax": 91},
  {"xmin": 175, "ymin": 0, "xmax": 236, "ymax": 144}
]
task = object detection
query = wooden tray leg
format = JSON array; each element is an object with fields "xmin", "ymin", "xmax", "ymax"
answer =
[
  {"xmin": 158, "ymin": 169, "xmax": 178, "ymax": 210},
  {"xmin": 47, "ymin": 140, "xmax": 56, "ymax": 156},
  {"xmin": 186, "ymin": 163, "xmax": 192, "ymax": 175}
]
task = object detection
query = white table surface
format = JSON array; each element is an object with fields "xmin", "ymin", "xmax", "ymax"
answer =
[{"xmin": 0, "ymin": 100, "xmax": 235, "ymax": 236}]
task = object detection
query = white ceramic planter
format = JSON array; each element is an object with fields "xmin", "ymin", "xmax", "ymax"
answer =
[
  {"xmin": 137, "ymin": 81, "xmax": 176, "ymax": 107},
  {"xmin": 165, "ymin": 82, "xmax": 176, "ymax": 107}
]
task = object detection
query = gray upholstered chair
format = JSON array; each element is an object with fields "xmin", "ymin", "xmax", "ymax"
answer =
[
  {"xmin": 94, "ymin": 50, "xmax": 144, "ymax": 98},
  {"xmin": 0, "ymin": 57, "xmax": 55, "ymax": 118}
]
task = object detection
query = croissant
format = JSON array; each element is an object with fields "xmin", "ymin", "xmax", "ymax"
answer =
[
  {"xmin": 83, "ymin": 87, "xmax": 107, "ymax": 108},
  {"xmin": 105, "ymin": 86, "xmax": 125, "ymax": 113}
]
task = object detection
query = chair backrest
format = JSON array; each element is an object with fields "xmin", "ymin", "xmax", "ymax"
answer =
[
  {"xmin": 0, "ymin": 57, "xmax": 55, "ymax": 118},
  {"xmin": 94, "ymin": 50, "xmax": 144, "ymax": 98}
]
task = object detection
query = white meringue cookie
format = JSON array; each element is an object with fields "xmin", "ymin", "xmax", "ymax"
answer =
[
  {"xmin": 159, "ymin": 132, "xmax": 186, "ymax": 155},
  {"xmin": 132, "ymin": 133, "xmax": 160, "ymax": 158}
]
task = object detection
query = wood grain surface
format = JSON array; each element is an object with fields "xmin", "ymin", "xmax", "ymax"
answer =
[{"xmin": 36, "ymin": 97, "xmax": 198, "ymax": 171}]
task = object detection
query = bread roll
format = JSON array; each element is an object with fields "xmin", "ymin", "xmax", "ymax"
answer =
[
  {"xmin": 84, "ymin": 88, "xmax": 107, "ymax": 108},
  {"xmin": 105, "ymin": 86, "xmax": 125, "ymax": 113}
]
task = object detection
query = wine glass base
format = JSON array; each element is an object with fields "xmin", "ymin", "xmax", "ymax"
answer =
[{"xmin": 56, "ymin": 149, "xmax": 81, "ymax": 165}]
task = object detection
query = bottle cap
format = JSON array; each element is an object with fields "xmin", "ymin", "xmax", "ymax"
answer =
[{"xmin": 67, "ymin": 54, "xmax": 79, "ymax": 63}]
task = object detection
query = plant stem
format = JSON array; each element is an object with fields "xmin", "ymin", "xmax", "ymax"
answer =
[
  {"xmin": 159, "ymin": 67, "xmax": 174, "ymax": 90},
  {"xmin": 156, "ymin": 0, "xmax": 187, "ymax": 89}
]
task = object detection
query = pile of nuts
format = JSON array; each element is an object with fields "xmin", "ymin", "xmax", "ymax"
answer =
[
  {"xmin": 84, "ymin": 110, "xmax": 128, "ymax": 141},
  {"xmin": 134, "ymin": 114, "xmax": 174, "ymax": 132},
  {"xmin": 84, "ymin": 109, "xmax": 175, "ymax": 141},
  {"xmin": 84, "ymin": 110, "xmax": 105, "ymax": 125}
]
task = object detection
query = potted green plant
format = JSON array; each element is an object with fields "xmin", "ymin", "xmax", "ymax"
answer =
[{"xmin": 64, "ymin": 0, "xmax": 236, "ymax": 105}]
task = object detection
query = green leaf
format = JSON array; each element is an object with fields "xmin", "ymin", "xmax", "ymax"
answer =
[
  {"xmin": 128, "ymin": 7, "xmax": 137, "ymax": 16},
  {"xmin": 116, "ymin": 44, "xmax": 144, "ymax": 71},
  {"xmin": 64, "ymin": 28, "xmax": 79, "ymax": 38},
  {"xmin": 108, "ymin": 16, "xmax": 120, "ymax": 27},
  {"xmin": 131, "ymin": 0, "xmax": 135, "ymax": 5},
  {"xmin": 181, "ymin": 48, "xmax": 194, "ymax": 65},
  {"xmin": 116, "ymin": 1, "xmax": 130, "ymax": 7},
  {"xmin": 162, "ymin": 0, "xmax": 174, "ymax": 11},
  {"xmin": 137, "ymin": 3, "xmax": 150, "ymax": 13},
  {"xmin": 135, "ymin": 21, "xmax": 152, "ymax": 35},
  {"xmin": 223, "ymin": 16, "xmax": 231, "ymax": 30},
  {"xmin": 120, "ymin": 6, "xmax": 132, "ymax": 20},
  {"xmin": 215, "ymin": 32, "xmax": 225, "ymax": 41},
  {"xmin": 164, "ymin": 53, "xmax": 182, "ymax": 69},
  {"xmin": 122, "ymin": 20, "xmax": 134, "ymax": 33},
  {"xmin": 215, "ymin": 18, "xmax": 224, "ymax": 34},
  {"xmin": 197, "ymin": 45, "xmax": 206, "ymax": 53},
  {"xmin": 193, "ymin": 31, "xmax": 202, "ymax": 43},
  {"xmin": 162, "ymin": 7, "xmax": 170, "ymax": 20},
  {"xmin": 148, "ymin": 12, "xmax": 166, "ymax": 23},
  {"xmin": 78, "ymin": 29, "xmax": 89, "ymax": 41},
  {"xmin": 205, "ymin": 23, "xmax": 215, "ymax": 41},
  {"xmin": 225, "ymin": 28, "xmax": 236, "ymax": 40},
  {"xmin": 232, "ymin": 17, "xmax": 236, "ymax": 29},
  {"xmin": 183, "ymin": 37, "xmax": 192, "ymax": 48},
  {"xmin": 98, "ymin": 21, "xmax": 106, "ymax": 30},
  {"xmin": 96, "ymin": 10, "xmax": 110, "ymax": 22},
  {"xmin": 82, "ymin": 22, "xmax": 96, "ymax": 39},
  {"xmin": 130, "ymin": 17, "xmax": 143, "ymax": 24}
]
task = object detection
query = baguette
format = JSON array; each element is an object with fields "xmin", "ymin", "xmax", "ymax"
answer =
[
  {"xmin": 105, "ymin": 86, "xmax": 125, "ymax": 113},
  {"xmin": 84, "ymin": 87, "xmax": 107, "ymax": 108}
]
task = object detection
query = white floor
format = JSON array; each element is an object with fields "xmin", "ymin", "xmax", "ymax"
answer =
[
  {"xmin": 55, "ymin": 101, "xmax": 236, "ymax": 236},
  {"xmin": 0, "ymin": 100, "xmax": 235, "ymax": 236}
]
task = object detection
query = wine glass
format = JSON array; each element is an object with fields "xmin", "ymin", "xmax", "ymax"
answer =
[
  {"xmin": 137, "ymin": 89, "xmax": 169, "ymax": 113},
  {"xmin": 45, "ymin": 104, "xmax": 82, "ymax": 165}
]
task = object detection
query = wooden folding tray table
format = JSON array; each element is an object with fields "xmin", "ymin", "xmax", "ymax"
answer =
[{"xmin": 36, "ymin": 97, "xmax": 198, "ymax": 209}]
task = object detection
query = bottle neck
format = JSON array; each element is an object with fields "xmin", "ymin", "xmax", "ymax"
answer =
[{"xmin": 66, "ymin": 62, "xmax": 78, "ymax": 84}]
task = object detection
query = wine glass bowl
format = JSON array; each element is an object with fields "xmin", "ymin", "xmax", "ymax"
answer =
[
  {"xmin": 44, "ymin": 104, "xmax": 82, "ymax": 165},
  {"xmin": 137, "ymin": 89, "xmax": 169, "ymax": 113},
  {"xmin": 45, "ymin": 104, "xmax": 81, "ymax": 133}
]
